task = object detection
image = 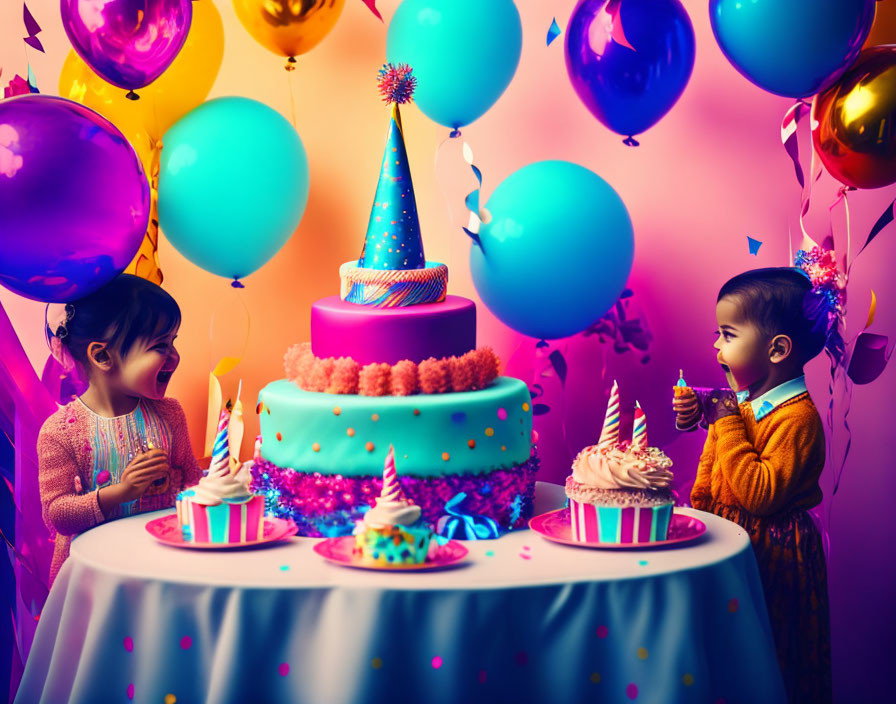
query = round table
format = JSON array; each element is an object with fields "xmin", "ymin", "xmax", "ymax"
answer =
[{"xmin": 16, "ymin": 483, "xmax": 785, "ymax": 704}]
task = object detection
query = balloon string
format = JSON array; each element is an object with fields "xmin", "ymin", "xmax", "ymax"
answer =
[
  {"xmin": 208, "ymin": 284, "xmax": 251, "ymax": 374},
  {"xmin": 286, "ymin": 66, "xmax": 298, "ymax": 129},
  {"xmin": 433, "ymin": 132, "xmax": 460, "ymax": 231}
]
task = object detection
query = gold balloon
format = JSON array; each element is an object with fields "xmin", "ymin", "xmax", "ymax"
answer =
[{"xmin": 232, "ymin": 0, "xmax": 345, "ymax": 62}]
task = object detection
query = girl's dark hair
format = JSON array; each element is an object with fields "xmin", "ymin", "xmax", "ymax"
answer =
[
  {"xmin": 57, "ymin": 274, "xmax": 181, "ymax": 364},
  {"xmin": 718, "ymin": 267, "xmax": 827, "ymax": 365}
]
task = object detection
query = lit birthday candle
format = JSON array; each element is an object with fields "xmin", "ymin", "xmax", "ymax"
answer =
[
  {"xmin": 598, "ymin": 380, "xmax": 621, "ymax": 449},
  {"xmin": 632, "ymin": 401, "xmax": 648, "ymax": 450},
  {"xmin": 677, "ymin": 369, "xmax": 687, "ymax": 387}
]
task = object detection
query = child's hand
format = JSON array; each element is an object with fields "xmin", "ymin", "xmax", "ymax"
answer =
[
  {"xmin": 673, "ymin": 388, "xmax": 702, "ymax": 431},
  {"xmin": 118, "ymin": 449, "xmax": 170, "ymax": 503},
  {"xmin": 703, "ymin": 389, "xmax": 740, "ymax": 425}
]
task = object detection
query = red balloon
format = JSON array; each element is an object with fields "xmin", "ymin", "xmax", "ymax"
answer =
[{"xmin": 812, "ymin": 45, "xmax": 896, "ymax": 189}]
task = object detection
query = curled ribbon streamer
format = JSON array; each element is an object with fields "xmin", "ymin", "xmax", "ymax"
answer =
[
  {"xmin": 23, "ymin": 3, "xmax": 44, "ymax": 52},
  {"xmin": 435, "ymin": 492, "xmax": 500, "ymax": 540},
  {"xmin": 780, "ymin": 100, "xmax": 809, "ymax": 189},
  {"xmin": 461, "ymin": 141, "xmax": 483, "ymax": 248}
]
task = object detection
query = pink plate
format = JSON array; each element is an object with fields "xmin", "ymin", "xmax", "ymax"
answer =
[
  {"xmin": 529, "ymin": 508, "xmax": 706, "ymax": 549},
  {"xmin": 313, "ymin": 536, "xmax": 468, "ymax": 571},
  {"xmin": 145, "ymin": 514, "xmax": 297, "ymax": 550}
]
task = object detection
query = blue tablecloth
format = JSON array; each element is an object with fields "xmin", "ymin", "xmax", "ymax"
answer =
[{"xmin": 15, "ymin": 483, "xmax": 785, "ymax": 704}]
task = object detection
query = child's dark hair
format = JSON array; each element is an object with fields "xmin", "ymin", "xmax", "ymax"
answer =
[
  {"xmin": 718, "ymin": 267, "xmax": 828, "ymax": 365},
  {"xmin": 54, "ymin": 274, "xmax": 181, "ymax": 365}
]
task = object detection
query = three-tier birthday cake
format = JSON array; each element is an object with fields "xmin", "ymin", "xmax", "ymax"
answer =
[{"xmin": 251, "ymin": 65, "xmax": 538, "ymax": 536}]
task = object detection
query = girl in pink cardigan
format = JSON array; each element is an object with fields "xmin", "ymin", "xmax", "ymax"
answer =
[{"xmin": 38, "ymin": 274, "xmax": 201, "ymax": 585}]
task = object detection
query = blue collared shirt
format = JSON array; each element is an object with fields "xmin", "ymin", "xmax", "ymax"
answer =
[{"xmin": 736, "ymin": 375, "xmax": 808, "ymax": 421}]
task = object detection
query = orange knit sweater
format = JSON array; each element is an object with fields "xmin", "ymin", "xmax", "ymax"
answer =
[
  {"xmin": 691, "ymin": 392, "xmax": 824, "ymax": 517},
  {"xmin": 37, "ymin": 397, "xmax": 201, "ymax": 584}
]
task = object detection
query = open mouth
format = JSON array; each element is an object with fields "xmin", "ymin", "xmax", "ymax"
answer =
[{"xmin": 157, "ymin": 371, "xmax": 173, "ymax": 385}]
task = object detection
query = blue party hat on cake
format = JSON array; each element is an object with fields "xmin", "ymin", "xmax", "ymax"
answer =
[{"xmin": 359, "ymin": 64, "xmax": 425, "ymax": 271}]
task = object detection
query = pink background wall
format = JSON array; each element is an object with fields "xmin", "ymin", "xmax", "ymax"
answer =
[{"xmin": 1, "ymin": 1, "xmax": 893, "ymax": 699}]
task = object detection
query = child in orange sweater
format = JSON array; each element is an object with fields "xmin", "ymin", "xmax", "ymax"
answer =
[
  {"xmin": 674, "ymin": 267, "xmax": 831, "ymax": 704},
  {"xmin": 38, "ymin": 274, "xmax": 201, "ymax": 585}
]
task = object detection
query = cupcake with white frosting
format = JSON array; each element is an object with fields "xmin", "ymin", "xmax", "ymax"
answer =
[
  {"xmin": 353, "ymin": 445, "xmax": 433, "ymax": 565},
  {"xmin": 566, "ymin": 382, "xmax": 674, "ymax": 543}
]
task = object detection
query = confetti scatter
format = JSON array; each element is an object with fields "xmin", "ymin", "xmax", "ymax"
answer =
[
  {"xmin": 638, "ymin": 560, "xmax": 648, "ymax": 566},
  {"xmin": 519, "ymin": 552, "xmax": 531, "ymax": 560},
  {"xmin": 180, "ymin": 636, "xmax": 192, "ymax": 650},
  {"xmin": 637, "ymin": 647, "xmax": 648, "ymax": 660},
  {"xmin": 371, "ymin": 657, "xmax": 383, "ymax": 669},
  {"xmin": 278, "ymin": 662, "xmax": 290, "ymax": 677},
  {"xmin": 626, "ymin": 683, "xmax": 639, "ymax": 700},
  {"xmin": 279, "ymin": 564, "xmax": 290, "ymax": 571},
  {"xmin": 547, "ymin": 17, "xmax": 562, "ymax": 46},
  {"xmin": 497, "ymin": 407, "xmax": 508, "ymax": 420},
  {"xmin": 682, "ymin": 673, "xmax": 694, "ymax": 686},
  {"xmin": 165, "ymin": 696, "xmax": 176, "ymax": 704},
  {"xmin": 728, "ymin": 598, "xmax": 739, "ymax": 613},
  {"xmin": 485, "ymin": 550, "xmax": 495, "ymax": 557},
  {"xmin": 596, "ymin": 625, "xmax": 608, "ymax": 639},
  {"xmin": 747, "ymin": 236, "xmax": 762, "ymax": 256},
  {"xmin": 123, "ymin": 636, "xmax": 134, "ymax": 652},
  {"xmin": 431, "ymin": 656, "xmax": 443, "ymax": 670},
  {"xmin": 126, "ymin": 684, "xmax": 135, "ymax": 700}
]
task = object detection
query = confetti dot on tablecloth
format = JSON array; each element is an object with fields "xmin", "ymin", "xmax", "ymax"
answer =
[
  {"xmin": 519, "ymin": 552, "xmax": 531, "ymax": 560},
  {"xmin": 478, "ymin": 670, "xmax": 487, "ymax": 683},
  {"xmin": 431, "ymin": 656, "xmax": 443, "ymax": 669},
  {"xmin": 413, "ymin": 408, "xmax": 420, "ymax": 416},
  {"xmin": 485, "ymin": 550, "xmax": 495, "ymax": 557},
  {"xmin": 180, "ymin": 636, "xmax": 192, "ymax": 650},
  {"xmin": 682, "ymin": 673, "xmax": 694, "ymax": 686},
  {"xmin": 497, "ymin": 408, "xmax": 508, "ymax": 420},
  {"xmin": 279, "ymin": 565, "xmax": 290, "ymax": 571},
  {"xmin": 637, "ymin": 647, "xmax": 648, "ymax": 660},
  {"xmin": 123, "ymin": 637, "xmax": 134, "ymax": 652},
  {"xmin": 596, "ymin": 625, "xmax": 608, "ymax": 639},
  {"xmin": 266, "ymin": 407, "xmax": 271, "ymax": 414},
  {"xmin": 278, "ymin": 663, "xmax": 290, "ymax": 677},
  {"xmin": 312, "ymin": 443, "xmax": 321, "ymax": 452},
  {"xmin": 442, "ymin": 452, "xmax": 450, "ymax": 461},
  {"xmin": 347, "ymin": 428, "xmax": 355, "ymax": 437},
  {"xmin": 514, "ymin": 651, "xmax": 528, "ymax": 666},
  {"xmin": 276, "ymin": 432, "xmax": 282, "ymax": 442},
  {"xmin": 590, "ymin": 672, "xmax": 601, "ymax": 684},
  {"xmin": 522, "ymin": 545, "xmax": 530, "ymax": 551},
  {"xmin": 638, "ymin": 560, "xmax": 648, "ymax": 566},
  {"xmin": 468, "ymin": 439, "xmax": 476, "ymax": 448},
  {"xmin": 164, "ymin": 695, "xmax": 176, "ymax": 704},
  {"xmin": 371, "ymin": 657, "xmax": 383, "ymax": 669},
  {"xmin": 371, "ymin": 413, "xmax": 380, "ymax": 422},
  {"xmin": 126, "ymin": 684, "xmax": 134, "ymax": 700},
  {"xmin": 333, "ymin": 406, "xmax": 342, "ymax": 415},
  {"xmin": 366, "ymin": 442, "xmax": 375, "ymax": 452},
  {"xmin": 256, "ymin": 402, "xmax": 264, "ymax": 415},
  {"xmin": 728, "ymin": 598, "xmax": 739, "ymax": 613},
  {"xmin": 485, "ymin": 427, "xmax": 495, "ymax": 437},
  {"xmin": 522, "ymin": 402, "xmax": 530, "ymax": 412},
  {"xmin": 626, "ymin": 683, "xmax": 638, "ymax": 699}
]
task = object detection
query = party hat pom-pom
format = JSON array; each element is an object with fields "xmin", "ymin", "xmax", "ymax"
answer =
[{"xmin": 377, "ymin": 63, "xmax": 416, "ymax": 105}]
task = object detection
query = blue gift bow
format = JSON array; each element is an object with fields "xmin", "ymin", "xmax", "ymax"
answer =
[{"xmin": 436, "ymin": 492, "xmax": 500, "ymax": 541}]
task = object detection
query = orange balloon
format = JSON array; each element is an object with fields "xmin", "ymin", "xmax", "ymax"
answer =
[
  {"xmin": 864, "ymin": 1, "xmax": 896, "ymax": 48},
  {"xmin": 232, "ymin": 0, "xmax": 345, "ymax": 61}
]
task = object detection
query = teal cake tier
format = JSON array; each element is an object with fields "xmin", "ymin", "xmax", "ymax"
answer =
[{"xmin": 257, "ymin": 377, "xmax": 533, "ymax": 476}]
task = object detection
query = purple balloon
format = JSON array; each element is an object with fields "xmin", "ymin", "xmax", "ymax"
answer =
[
  {"xmin": 61, "ymin": 0, "xmax": 192, "ymax": 94},
  {"xmin": 0, "ymin": 95, "xmax": 150, "ymax": 303}
]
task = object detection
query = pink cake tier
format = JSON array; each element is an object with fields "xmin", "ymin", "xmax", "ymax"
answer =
[{"xmin": 310, "ymin": 295, "xmax": 476, "ymax": 366}]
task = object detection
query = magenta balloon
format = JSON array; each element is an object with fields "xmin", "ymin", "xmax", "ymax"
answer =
[
  {"xmin": 60, "ymin": 0, "xmax": 192, "ymax": 92},
  {"xmin": 0, "ymin": 95, "xmax": 150, "ymax": 303}
]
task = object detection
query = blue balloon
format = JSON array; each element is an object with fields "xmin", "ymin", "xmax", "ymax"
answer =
[
  {"xmin": 470, "ymin": 161, "xmax": 634, "ymax": 341},
  {"xmin": 565, "ymin": 0, "xmax": 695, "ymax": 141},
  {"xmin": 710, "ymin": 0, "xmax": 875, "ymax": 98},
  {"xmin": 158, "ymin": 97, "xmax": 309, "ymax": 281},
  {"xmin": 387, "ymin": 0, "xmax": 522, "ymax": 130}
]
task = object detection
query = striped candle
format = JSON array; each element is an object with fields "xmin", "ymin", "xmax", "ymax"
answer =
[
  {"xmin": 211, "ymin": 409, "xmax": 230, "ymax": 468},
  {"xmin": 380, "ymin": 444, "xmax": 402, "ymax": 502},
  {"xmin": 597, "ymin": 380, "xmax": 621, "ymax": 449},
  {"xmin": 632, "ymin": 401, "xmax": 648, "ymax": 449}
]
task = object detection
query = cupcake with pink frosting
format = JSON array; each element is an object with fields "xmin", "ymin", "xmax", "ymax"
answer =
[
  {"xmin": 566, "ymin": 381, "xmax": 674, "ymax": 544},
  {"xmin": 353, "ymin": 445, "xmax": 433, "ymax": 565}
]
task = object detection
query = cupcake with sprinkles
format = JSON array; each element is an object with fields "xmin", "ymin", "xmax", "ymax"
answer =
[
  {"xmin": 353, "ymin": 444, "xmax": 433, "ymax": 565},
  {"xmin": 566, "ymin": 381, "xmax": 674, "ymax": 544}
]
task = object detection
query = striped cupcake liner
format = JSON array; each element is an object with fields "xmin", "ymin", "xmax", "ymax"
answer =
[
  {"xmin": 176, "ymin": 494, "xmax": 265, "ymax": 544},
  {"xmin": 568, "ymin": 498, "xmax": 673, "ymax": 544}
]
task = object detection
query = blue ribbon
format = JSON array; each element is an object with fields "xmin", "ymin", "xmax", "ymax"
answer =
[{"xmin": 436, "ymin": 492, "xmax": 500, "ymax": 541}]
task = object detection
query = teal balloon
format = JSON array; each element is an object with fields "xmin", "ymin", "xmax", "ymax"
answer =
[
  {"xmin": 470, "ymin": 161, "xmax": 634, "ymax": 340},
  {"xmin": 387, "ymin": 0, "xmax": 522, "ymax": 130},
  {"xmin": 158, "ymin": 97, "xmax": 309, "ymax": 280}
]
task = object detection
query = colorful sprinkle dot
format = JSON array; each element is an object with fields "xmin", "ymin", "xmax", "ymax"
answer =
[
  {"xmin": 126, "ymin": 683, "xmax": 135, "ymax": 700},
  {"xmin": 478, "ymin": 670, "xmax": 487, "ymax": 684},
  {"xmin": 312, "ymin": 443, "xmax": 321, "ymax": 452},
  {"xmin": 441, "ymin": 452, "xmax": 450, "ymax": 461},
  {"xmin": 165, "ymin": 696, "xmax": 176, "ymax": 704},
  {"xmin": 485, "ymin": 550, "xmax": 495, "ymax": 557},
  {"xmin": 484, "ymin": 427, "xmax": 495, "ymax": 437},
  {"xmin": 333, "ymin": 406, "xmax": 342, "ymax": 416},
  {"xmin": 596, "ymin": 625, "xmax": 608, "ymax": 639},
  {"xmin": 366, "ymin": 442, "xmax": 375, "ymax": 452},
  {"xmin": 497, "ymin": 408, "xmax": 508, "ymax": 420},
  {"xmin": 431, "ymin": 656, "xmax": 443, "ymax": 669},
  {"xmin": 728, "ymin": 598, "xmax": 739, "ymax": 613},
  {"xmin": 682, "ymin": 673, "xmax": 694, "ymax": 686},
  {"xmin": 626, "ymin": 683, "xmax": 638, "ymax": 699},
  {"xmin": 590, "ymin": 673, "xmax": 601, "ymax": 684},
  {"xmin": 276, "ymin": 432, "xmax": 282, "ymax": 442},
  {"xmin": 371, "ymin": 413, "xmax": 380, "ymax": 422},
  {"xmin": 180, "ymin": 636, "xmax": 192, "ymax": 650},
  {"xmin": 637, "ymin": 647, "xmax": 648, "ymax": 660},
  {"xmin": 371, "ymin": 657, "xmax": 383, "ymax": 669},
  {"xmin": 123, "ymin": 636, "xmax": 134, "ymax": 652},
  {"xmin": 468, "ymin": 439, "xmax": 476, "ymax": 449},
  {"xmin": 347, "ymin": 428, "xmax": 355, "ymax": 437},
  {"xmin": 278, "ymin": 663, "xmax": 290, "ymax": 677},
  {"xmin": 279, "ymin": 565, "xmax": 290, "ymax": 571},
  {"xmin": 522, "ymin": 402, "xmax": 530, "ymax": 412}
]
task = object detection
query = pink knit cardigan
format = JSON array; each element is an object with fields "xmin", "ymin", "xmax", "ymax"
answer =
[{"xmin": 37, "ymin": 397, "xmax": 201, "ymax": 585}]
